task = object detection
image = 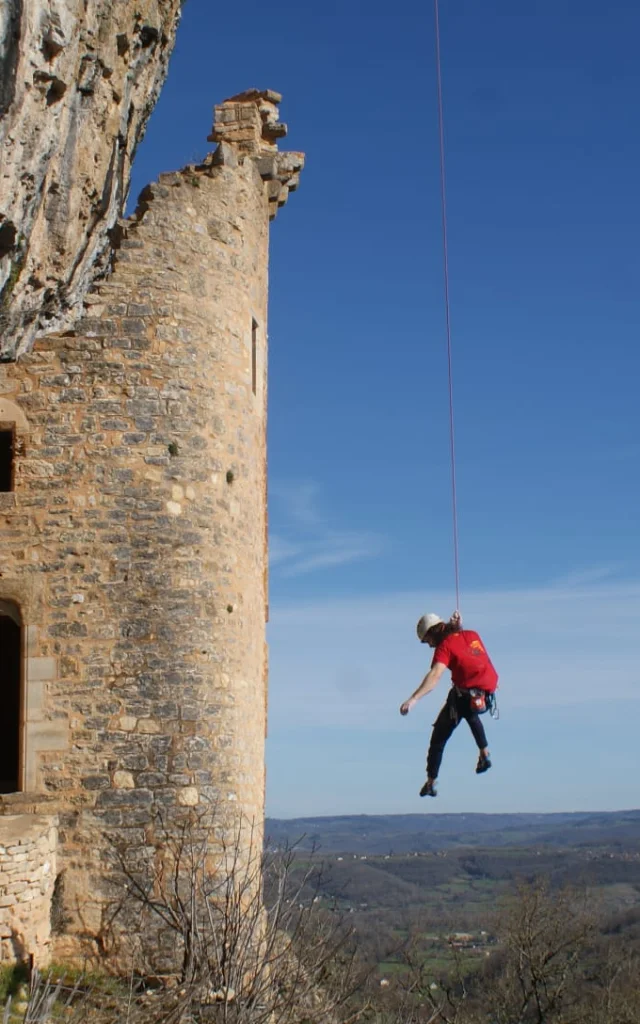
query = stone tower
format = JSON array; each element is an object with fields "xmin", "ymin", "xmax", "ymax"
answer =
[{"xmin": 0, "ymin": 89, "xmax": 303, "ymax": 962}]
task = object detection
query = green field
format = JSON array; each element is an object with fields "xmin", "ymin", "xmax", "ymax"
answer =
[{"xmin": 287, "ymin": 836, "xmax": 640, "ymax": 981}]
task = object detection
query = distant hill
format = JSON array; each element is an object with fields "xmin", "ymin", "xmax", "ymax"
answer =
[{"xmin": 265, "ymin": 810, "xmax": 640, "ymax": 854}]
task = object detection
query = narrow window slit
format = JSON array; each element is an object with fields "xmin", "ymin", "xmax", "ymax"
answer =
[
  {"xmin": 251, "ymin": 319, "xmax": 258, "ymax": 397},
  {"xmin": 0, "ymin": 427, "xmax": 15, "ymax": 492}
]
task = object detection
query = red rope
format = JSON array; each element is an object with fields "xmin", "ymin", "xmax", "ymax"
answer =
[{"xmin": 434, "ymin": 0, "xmax": 461, "ymax": 612}]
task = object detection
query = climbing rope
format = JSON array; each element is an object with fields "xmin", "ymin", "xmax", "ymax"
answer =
[{"xmin": 434, "ymin": 0, "xmax": 461, "ymax": 612}]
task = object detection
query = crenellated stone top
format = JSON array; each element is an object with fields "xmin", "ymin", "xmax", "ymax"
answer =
[
  {"xmin": 209, "ymin": 89, "xmax": 287, "ymax": 153},
  {"xmin": 208, "ymin": 90, "xmax": 304, "ymax": 220}
]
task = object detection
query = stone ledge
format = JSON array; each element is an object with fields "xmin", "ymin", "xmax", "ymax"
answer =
[
  {"xmin": 0, "ymin": 794, "xmax": 59, "ymax": 817},
  {"xmin": 0, "ymin": 814, "xmax": 58, "ymax": 846}
]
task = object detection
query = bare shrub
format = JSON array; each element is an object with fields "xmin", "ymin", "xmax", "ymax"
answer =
[
  {"xmin": 485, "ymin": 879, "xmax": 595, "ymax": 1024},
  {"xmin": 105, "ymin": 808, "xmax": 364, "ymax": 1023},
  {"xmin": 373, "ymin": 880, "xmax": 598, "ymax": 1024},
  {"xmin": 580, "ymin": 947, "xmax": 640, "ymax": 1024}
]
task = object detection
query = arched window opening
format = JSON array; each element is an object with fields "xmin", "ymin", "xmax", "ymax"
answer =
[{"xmin": 0, "ymin": 601, "xmax": 22, "ymax": 793}]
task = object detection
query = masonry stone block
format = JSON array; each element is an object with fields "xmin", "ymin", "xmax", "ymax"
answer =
[{"xmin": 27, "ymin": 657, "xmax": 57, "ymax": 682}]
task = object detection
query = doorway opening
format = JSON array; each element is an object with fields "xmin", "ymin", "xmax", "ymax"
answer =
[{"xmin": 0, "ymin": 603, "xmax": 22, "ymax": 793}]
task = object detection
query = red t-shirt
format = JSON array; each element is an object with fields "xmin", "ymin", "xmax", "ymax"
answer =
[{"xmin": 432, "ymin": 630, "xmax": 498, "ymax": 693}]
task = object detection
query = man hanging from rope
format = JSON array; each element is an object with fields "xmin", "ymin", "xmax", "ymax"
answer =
[{"xmin": 400, "ymin": 611, "xmax": 498, "ymax": 797}]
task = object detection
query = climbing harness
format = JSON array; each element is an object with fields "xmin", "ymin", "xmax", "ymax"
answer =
[
  {"xmin": 451, "ymin": 687, "xmax": 499, "ymax": 720},
  {"xmin": 434, "ymin": 0, "xmax": 461, "ymax": 612}
]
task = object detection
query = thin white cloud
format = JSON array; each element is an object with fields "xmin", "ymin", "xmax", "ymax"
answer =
[
  {"xmin": 551, "ymin": 564, "xmax": 622, "ymax": 588},
  {"xmin": 278, "ymin": 531, "xmax": 383, "ymax": 577},
  {"xmin": 269, "ymin": 536, "xmax": 303, "ymax": 566},
  {"xmin": 267, "ymin": 575, "xmax": 640, "ymax": 732},
  {"xmin": 269, "ymin": 480, "xmax": 384, "ymax": 577},
  {"xmin": 269, "ymin": 480, "xmax": 323, "ymax": 529}
]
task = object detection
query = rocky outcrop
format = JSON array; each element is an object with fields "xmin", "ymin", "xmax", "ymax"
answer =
[{"xmin": 0, "ymin": 0, "xmax": 184, "ymax": 358}]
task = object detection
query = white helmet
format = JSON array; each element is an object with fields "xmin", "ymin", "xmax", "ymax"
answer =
[{"xmin": 416, "ymin": 613, "xmax": 443, "ymax": 642}]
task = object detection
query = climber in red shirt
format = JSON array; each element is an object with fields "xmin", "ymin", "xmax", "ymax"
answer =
[{"xmin": 400, "ymin": 611, "xmax": 498, "ymax": 798}]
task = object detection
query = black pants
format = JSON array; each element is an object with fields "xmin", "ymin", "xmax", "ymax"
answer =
[{"xmin": 427, "ymin": 688, "xmax": 488, "ymax": 780}]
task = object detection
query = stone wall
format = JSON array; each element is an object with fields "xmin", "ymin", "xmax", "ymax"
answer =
[
  {"xmin": 0, "ymin": 815, "xmax": 58, "ymax": 964},
  {"xmin": 0, "ymin": 91, "xmax": 303, "ymax": 957}
]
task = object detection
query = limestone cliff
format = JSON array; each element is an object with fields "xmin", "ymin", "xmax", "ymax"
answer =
[{"xmin": 0, "ymin": 0, "xmax": 184, "ymax": 358}]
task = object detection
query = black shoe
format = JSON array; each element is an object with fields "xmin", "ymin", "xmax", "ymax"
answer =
[
  {"xmin": 476, "ymin": 753, "xmax": 492, "ymax": 774},
  {"xmin": 420, "ymin": 779, "xmax": 437, "ymax": 797}
]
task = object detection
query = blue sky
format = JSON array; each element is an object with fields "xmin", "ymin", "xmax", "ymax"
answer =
[{"xmin": 130, "ymin": 0, "xmax": 640, "ymax": 817}]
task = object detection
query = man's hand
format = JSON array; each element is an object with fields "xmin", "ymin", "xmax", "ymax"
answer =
[{"xmin": 400, "ymin": 699, "xmax": 415, "ymax": 716}]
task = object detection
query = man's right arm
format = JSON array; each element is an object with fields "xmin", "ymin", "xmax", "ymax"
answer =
[{"xmin": 400, "ymin": 660, "xmax": 448, "ymax": 715}]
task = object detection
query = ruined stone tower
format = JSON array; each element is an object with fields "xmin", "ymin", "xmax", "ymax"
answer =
[{"xmin": 0, "ymin": 89, "xmax": 303, "ymax": 962}]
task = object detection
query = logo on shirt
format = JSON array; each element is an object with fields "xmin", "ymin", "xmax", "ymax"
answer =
[{"xmin": 469, "ymin": 639, "xmax": 485, "ymax": 656}]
